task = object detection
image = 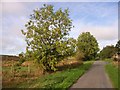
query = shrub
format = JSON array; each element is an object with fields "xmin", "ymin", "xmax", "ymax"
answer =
[{"xmin": 19, "ymin": 53, "xmax": 26, "ymax": 65}]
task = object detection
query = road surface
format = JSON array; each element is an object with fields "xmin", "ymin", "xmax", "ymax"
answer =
[{"xmin": 70, "ymin": 61, "xmax": 113, "ymax": 88}]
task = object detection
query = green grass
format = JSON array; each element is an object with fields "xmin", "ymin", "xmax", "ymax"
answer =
[
  {"xmin": 102, "ymin": 58, "xmax": 113, "ymax": 63},
  {"xmin": 105, "ymin": 62, "xmax": 119, "ymax": 88},
  {"xmin": 10, "ymin": 61, "xmax": 93, "ymax": 88}
]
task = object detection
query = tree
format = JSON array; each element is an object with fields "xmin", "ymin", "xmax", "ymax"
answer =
[
  {"xmin": 115, "ymin": 40, "xmax": 120, "ymax": 54},
  {"xmin": 21, "ymin": 4, "xmax": 74, "ymax": 71},
  {"xmin": 99, "ymin": 45, "xmax": 117, "ymax": 59},
  {"xmin": 77, "ymin": 32, "xmax": 99, "ymax": 60}
]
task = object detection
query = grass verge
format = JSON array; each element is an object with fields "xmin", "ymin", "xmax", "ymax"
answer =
[
  {"xmin": 9, "ymin": 61, "xmax": 93, "ymax": 88},
  {"xmin": 105, "ymin": 62, "xmax": 118, "ymax": 88}
]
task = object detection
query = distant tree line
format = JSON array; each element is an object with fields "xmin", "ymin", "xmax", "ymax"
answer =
[{"xmin": 98, "ymin": 40, "xmax": 120, "ymax": 60}]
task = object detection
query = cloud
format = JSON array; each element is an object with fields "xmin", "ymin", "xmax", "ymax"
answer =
[
  {"xmin": 98, "ymin": 39, "xmax": 118, "ymax": 50},
  {"xmin": 70, "ymin": 19, "xmax": 118, "ymax": 40},
  {"xmin": 51, "ymin": 2, "xmax": 117, "ymax": 20},
  {"xmin": 1, "ymin": 2, "xmax": 118, "ymax": 55},
  {"xmin": 81, "ymin": 22, "xmax": 118, "ymax": 40},
  {"xmin": 2, "ymin": 2, "xmax": 25, "ymax": 14},
  {"xmin": 1, "ymin": 2, "xmax": 47, "ymax": 55},
  {"xmin": 2, "ymin": 37, "xmax": 26, "ymax": 55},
  {"xmin": 1, "ymin": 16, "xmax": 28, "ymax": 55},
  {"xmin": 69, "ymin": 19, "xmax": 118, "ymax": 50},
  {"xmin": 2, "ymin": 34, "xmax": 26, "ymax": 55}
]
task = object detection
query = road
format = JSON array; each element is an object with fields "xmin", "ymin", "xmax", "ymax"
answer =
[{"xmin": 70, "ymin": 61, "xmax": 113, "ymax": 88}]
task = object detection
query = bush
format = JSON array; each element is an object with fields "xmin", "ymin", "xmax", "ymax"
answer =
[{"xmin": 19, "ymin": 53, "xmax": 25, "ymax": 65}]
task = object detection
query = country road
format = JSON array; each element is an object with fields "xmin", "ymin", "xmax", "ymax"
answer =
[{"xmin": 70, "ymin": 61, "xmax": 113, "ymax": 88}]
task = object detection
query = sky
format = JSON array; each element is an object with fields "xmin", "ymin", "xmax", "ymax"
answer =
[{"xmin": 1, "ymin": 1, "xmax": 118, "ymax": 55}]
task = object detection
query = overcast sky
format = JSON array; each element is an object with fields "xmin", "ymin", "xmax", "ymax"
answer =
[{"xmin": 1, "ymin": 2, "xmax": 118, "ymax": 55}]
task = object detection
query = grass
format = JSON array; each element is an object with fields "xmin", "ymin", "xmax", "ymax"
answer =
[
  {"xmin": 105, "ymin": 60, "xmax": 119, "ymax": 89},
  {"xmin": 103, "ymin": 58, "xmax": 113, "ymax": 62},
  {"xmin": 2, "ymin": 64, "xmax": 43, "ymax": 88},
  {"xmin": 4, "ymin": 61, "xmax": 93, "ymax": 88}
]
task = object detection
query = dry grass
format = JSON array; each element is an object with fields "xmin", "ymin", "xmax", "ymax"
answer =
[
  {"xmin": 2, "ymin": 60, "xmax": 44, "ymax": 88},
  {"xmin": 21, "ymin": 61, "xmax": 35, "ymax": 66},
  {"xmin": 57, "ymin": 57, "xmax": 82, "ymax": 66},
  {"xmin": 2, "ymin": 57, "xmax": 83, "ymax": 88},
  {"xmin": 56, "ymin": 57, "xmax": 83, "ymax": 71},
  {"xmin": 2, "ymin": 60, "xmax": 18, "ymax": 67}
]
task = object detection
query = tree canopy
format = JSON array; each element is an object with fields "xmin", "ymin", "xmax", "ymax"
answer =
[
  {"xmin": 77, "ymin": 32, "xmax": 99, "ymax": 60},
  {"xmin": 21, "ymin": 4, "xmax": 75, "ymax": 71}
]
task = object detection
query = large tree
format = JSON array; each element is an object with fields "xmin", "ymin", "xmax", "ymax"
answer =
[
  {"xmin": 21, "ymin": 4, "xmax": 75, "ymax": 71},
  {"xmin": 77, "ymin": 32, "xmax": 99, "ymax": 60}
]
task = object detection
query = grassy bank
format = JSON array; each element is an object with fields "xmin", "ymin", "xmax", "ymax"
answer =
[
  {"xmin": 105, "ymin": 60, "xmax": 119, "ymax": 88},
  {"xmin": 4, "ymin": 61, "xmax": 93, "ymax": 88}
]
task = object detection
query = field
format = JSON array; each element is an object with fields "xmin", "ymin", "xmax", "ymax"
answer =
[{"xmin": 2, "ymin": 56, "xmax": 93, "ymax": 88}]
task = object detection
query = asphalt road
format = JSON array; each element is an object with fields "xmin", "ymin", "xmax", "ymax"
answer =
[{"xmin": 70, "ymin": 61, "xmax": 113, "ymax": 88}]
